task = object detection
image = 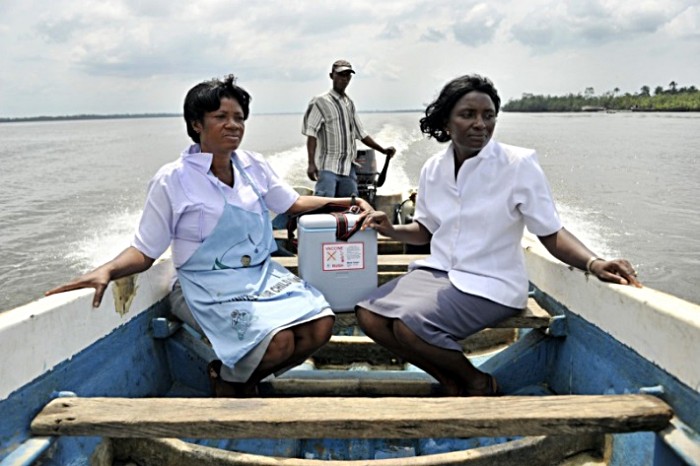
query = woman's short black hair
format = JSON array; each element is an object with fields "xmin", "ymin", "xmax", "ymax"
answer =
[
  {"xmin": 419, "ymin": 74, "xmax": 500, "ymax": 143},
  {"xmin": 183, "ymin": 74, "xmax": 252, "ymax": 143}
]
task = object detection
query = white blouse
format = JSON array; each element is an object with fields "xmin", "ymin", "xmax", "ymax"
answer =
[
  {"xmin": 132, "ymin": 145, "xmax": 298, "ymax": 268},
  {"xmin": 411, "ymin": 140, "xmax": 562, "ymax": 308}
]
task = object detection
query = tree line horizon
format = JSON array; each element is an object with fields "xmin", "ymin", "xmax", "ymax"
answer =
[
  {"xmin": 2, "ymin": 82, "xmax": 699, "ymax": 122},
  {"xmin": 503, "ymin": 81, "xmax": 700, "ymax": 112}
]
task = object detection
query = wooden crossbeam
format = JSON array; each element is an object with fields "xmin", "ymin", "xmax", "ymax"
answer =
[
  {"xmin": 277, "ymin": 254, "xmax": 552, "ymax": 329},
  {"xmin": 275, "ymin": 253, "xmax": 429, "ymax": 273},
  {"xmin": 260, "ymin": 372, "xmax": 440, "ymax": 397},
  {"xmin": 315, "ymin": 329, "xmax": 516, "ymax": 368},
  {"xmin": 331, "ymin": 298, "xmax": 550, "ymax": 330},
  {"xmin": 112, "ymin": 434, "xmax": 603, "ymax": 466},
  {"xmin": 31, "ymin": 394, "xmax": 672, "ymax": 439}
]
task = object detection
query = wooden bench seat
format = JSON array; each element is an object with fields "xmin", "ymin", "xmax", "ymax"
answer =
[
  {"xmin": 330, "ymin": 297, "xmax": 551, "ymax": 330},
  {"xmin": 31, "ymin": 394, "xmax": 671, "ymax": 439},
  {"xmin": 276, "ymin": 254, "xmax": 553, "ymax": 330}
]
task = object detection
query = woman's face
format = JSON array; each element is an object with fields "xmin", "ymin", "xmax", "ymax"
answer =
[
  {"xmin": 193, "ymin": 97, "xmax": 245, "ymax": 155},
  {"xmin": 445, "ymin": 91, "xmax": 497, "ymax": 158}
]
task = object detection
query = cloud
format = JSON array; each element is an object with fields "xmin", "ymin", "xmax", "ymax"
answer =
[
  {"xmin": 420, "ymin": 27, "xmax": 446, "ymax": 42},
  {"xmin": 663, "ymin": 4, "xmax": 700, "ymax": 39},
  {"xmin": 378, "ymin": 23, "xmax": 404, "ymax": 40},
  {"xmin": 452, "ymin": 3, "xmax": 504, "ymax": 46},
  {"xmin": 1, "ymin": 0, "xmax": 698, "ymax": 117},
  {"xmin": 510, "ymin": 0, "xmax": 697, "ymax": 52}
]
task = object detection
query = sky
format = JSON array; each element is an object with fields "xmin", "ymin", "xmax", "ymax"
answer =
[{"xmin": 1, "ymin": 0, "xmax": 699, "ymax": 118}]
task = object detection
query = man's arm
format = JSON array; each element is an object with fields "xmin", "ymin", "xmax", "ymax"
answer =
[
  {"xmin": 360, "ymin": 135, "xmax": 396, "ymax": 159},
  {"xmin": 306, "ymin": 136, "xmax": 319, "ymax": 181}
]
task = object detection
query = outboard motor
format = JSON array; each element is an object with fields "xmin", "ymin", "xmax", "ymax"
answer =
[
  {"xmin": 355, "ymin": 149, "xmax": 392, "ymax": 208},
  {"xmin": 355, "ymin": 149, "xmax": 378, "ymax": 207}
]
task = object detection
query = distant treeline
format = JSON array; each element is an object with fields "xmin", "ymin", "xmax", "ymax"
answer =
[
  {"xmin": 503, "ymin": 82, "xmax": 700, "ymax": 112},
  {"xmin": 0, "ymin": 113, "xmax": 179, "ymax": 123}
]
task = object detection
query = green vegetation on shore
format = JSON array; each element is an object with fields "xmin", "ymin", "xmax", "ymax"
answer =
[
  {"xmin": 503, "ymin": 82, "xmax": 700, "ymax": 112},
  {"xmin": 0, "ymin": 113, "xmax": 179, "ymax": 124}
]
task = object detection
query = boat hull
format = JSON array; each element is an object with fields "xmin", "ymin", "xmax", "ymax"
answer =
[{"xmin": 1, "ymin": 240, "xmax": 699, "ymax": 465}]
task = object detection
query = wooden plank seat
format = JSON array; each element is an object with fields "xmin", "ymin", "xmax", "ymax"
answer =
[
  {"xmin": 259, "ymin": 370, "xmax": 441, "ymax": 397},
  {"xmin": 274, "ymin": 230, "xmax": 405, "ymax": 255},
  {"xmin": 273, "ymin": 254, "xmax": 553, "ymax": 367},
  {"xmin": 329, "ymin": 297, "xmax": 551, "ymax": 331},
  {"xmin": 314, "ymin": 298, "xmax": 550, "ymax": 367},
  {"xmin": 275, "ymin": 254, "xmax": 553, "ymax": 330},
  {"xmin": 31, "ymin": 394, "xmax": 672, "ymax": 439}
]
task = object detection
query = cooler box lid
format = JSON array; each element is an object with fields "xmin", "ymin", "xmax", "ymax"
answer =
[{"xmin": 298, "ymin": 213, "xmax": 363, "ymax": 230}]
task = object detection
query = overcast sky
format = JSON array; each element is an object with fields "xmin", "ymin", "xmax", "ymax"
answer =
[{"xmin": 1, "ymin": 0, "xmax": 698, "ymax": 118}]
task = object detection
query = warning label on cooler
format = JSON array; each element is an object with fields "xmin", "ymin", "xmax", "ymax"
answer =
[{"xmin": 322, "ymin": 242, "xmax": 365, "ymax": 271}]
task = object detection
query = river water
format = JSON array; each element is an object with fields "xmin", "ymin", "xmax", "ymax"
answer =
[{"xmin": 0, "ymin": 111, "xmax": 698, "ymax": 311}]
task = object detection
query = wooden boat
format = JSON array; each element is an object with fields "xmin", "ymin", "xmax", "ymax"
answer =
[{"xmin": 1, "ymin": 220, "xmax": 699, "ymax": 465}]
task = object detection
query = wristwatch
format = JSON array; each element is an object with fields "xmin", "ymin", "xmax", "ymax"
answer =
[{"xmin": 350, "ymin": 195, "xmax": 356, "ymax": 207}]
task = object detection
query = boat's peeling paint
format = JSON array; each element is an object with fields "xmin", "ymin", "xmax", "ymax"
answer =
[{"xmin": 112, "ymin": 276, "xmax": 137, "ymax": 317}]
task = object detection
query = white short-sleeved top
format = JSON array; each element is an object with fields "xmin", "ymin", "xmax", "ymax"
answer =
[
  {"xmin": 132, "ymin": 145, "xmax": 299, "ymax": 268},
  {"xmin": 412, "ymin": 140, "xmax": 562, "ymax": 308}
]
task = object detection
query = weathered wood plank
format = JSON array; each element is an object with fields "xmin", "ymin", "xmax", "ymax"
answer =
[
  {"xmin": 493, "ymin": 298, "xmax": 551, "ymax": 328},
  {"xmin": 112, "ymin": 434, "xmax": 602, "ymax": 466},
  {"xmin": 261, "ymin": 375, "xmax": 440, "ymax": 397},
  {"xmin": 331, "ymin": 298, "xmax": 550, "ymax": 330},
  {"xmin": 274, "ymin": 231, "xmax": 405, "ymax": 255},
  {"xmin": 314, "ymin": 329, "xmax": 517, "ymax": 368},
  {"xmin": 275, "ymin": 254, "xmax": 428, "ymax": 274},
  {"xmin": 276, "ymin": 254, "xmax": 551, "ymax": 329},
  {"xmin": 31, "ymin": 395, "xmax": 672, "ymax": 439}
]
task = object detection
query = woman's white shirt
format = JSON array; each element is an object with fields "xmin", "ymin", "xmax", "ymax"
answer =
[
  {"xmin": 412, "ymin": 140, "xmax": 562, "ymax": 308},
  {"xmin": 132, "ymin": 145, "xmax": 298, "ymax": 268}
]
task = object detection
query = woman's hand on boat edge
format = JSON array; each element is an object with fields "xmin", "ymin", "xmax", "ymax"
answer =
[
  {"xmin": 589, "ymin": 258, "xmax": 643, "ymax": 288},
  {"xmin": 45, "ymin": 246, "xmax": 155, "ymax": 307},
  {"xmin": 45, "ymin": 267, "xmax": 113, "ymax": 308}
]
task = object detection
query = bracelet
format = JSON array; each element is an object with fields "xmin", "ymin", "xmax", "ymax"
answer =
[{"xmin": 586, "ymin": 256, "xmax": 604, "ymax": 274}]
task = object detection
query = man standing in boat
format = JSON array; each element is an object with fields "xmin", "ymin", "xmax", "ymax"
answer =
[{"xmin": 303, "ymin": 59, "xmax": 396, "ymax": 198}]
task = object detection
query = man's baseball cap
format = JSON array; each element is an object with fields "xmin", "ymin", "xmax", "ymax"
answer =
[{"xmin": 332, "ymin": 60, "xmax": 355, "ymax": 74}]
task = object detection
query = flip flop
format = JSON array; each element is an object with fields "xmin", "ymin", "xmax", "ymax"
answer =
[
  {"xmin": 486, "ymin": 373, "xmax": 503, "ymax": 397},
  {"xmin": 459, "ymin": 373, "xmax": 502, "ymax": 397},
  {"xmin": 207, "ymin": 360, "xmax": 259, "ymax": 398}
]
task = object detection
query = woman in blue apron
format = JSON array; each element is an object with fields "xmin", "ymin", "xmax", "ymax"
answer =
[{"xmin": 46, "ymin": 74, "xmax": 373, "ymax": 397}]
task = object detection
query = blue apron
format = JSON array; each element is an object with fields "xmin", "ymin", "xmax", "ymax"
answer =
[{"xmin": 177, "ymin": 155, "xmax": 331, "ymax": 369}]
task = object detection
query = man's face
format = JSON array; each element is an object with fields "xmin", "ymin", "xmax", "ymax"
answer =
[{"xmin": 331, "ymin": 70, "xmax": 353, "ymax": 93}]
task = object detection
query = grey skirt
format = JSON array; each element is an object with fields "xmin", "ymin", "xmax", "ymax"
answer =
[{"xmin": 356, "ymin": 268, "xmax": 521, "ymax": 352}]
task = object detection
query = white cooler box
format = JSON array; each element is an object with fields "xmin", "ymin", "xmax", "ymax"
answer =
[{"xmin": 297, "ymin": 213, "xmax": 377, "ymax": 312}]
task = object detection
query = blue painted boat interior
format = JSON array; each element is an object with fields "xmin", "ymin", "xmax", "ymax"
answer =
[{"xmin": 1, "ymin": 289, "xmax": 697, "ymax": 465}]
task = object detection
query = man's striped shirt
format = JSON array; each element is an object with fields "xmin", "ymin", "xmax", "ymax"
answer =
[{"xmin": 302, "ymin": 89, "xmax": 368, "ymax": 176}]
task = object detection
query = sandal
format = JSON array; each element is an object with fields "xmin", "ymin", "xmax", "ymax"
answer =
[
  {"xmin": 207, "ymin": 360, "xmax": 259, "ymax": 398},
  {"xmin": 459, "ymin": 373, "xmax": 502, "ymax": 397},
  {"xmin": 486, "ymin": 373, "xmax": 503, "ymax": 397}
]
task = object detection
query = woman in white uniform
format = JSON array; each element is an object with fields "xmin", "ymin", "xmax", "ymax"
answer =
[
  {"xmin": 356, "ymin": 74, "xmax": 641, "ymax": 397},
  {"xmin": 47, "ymin": 75, "xmax": 372, "ymax": 397}
]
